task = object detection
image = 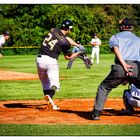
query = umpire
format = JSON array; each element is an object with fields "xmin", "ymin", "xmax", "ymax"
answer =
[{"xmin": 91, "ymin": 18, "xmax": 140, "ymax": 120}]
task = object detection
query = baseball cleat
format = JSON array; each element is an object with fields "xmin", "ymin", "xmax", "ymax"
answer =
[
  {"xmin": 90, "ymin": 109, "xmax": 101, "ymax": 120},
  {"xmin": 91, "ymin": 113, "xmax": 100, "ymax": 120},
  {"xmin": 53, "ymin": 104, "xmax": 60, "ymax": 110},
  {"xmin": 44, "ymin": 95, "xmax": 60, "ymax": 110}
]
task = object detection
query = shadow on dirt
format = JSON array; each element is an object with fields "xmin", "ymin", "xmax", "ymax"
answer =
[
  {"xmin": 60, "ymin": 110, "xmax": 91, "ymax": 120},
  {"xmin": 59, "ymin": 108, "xmax": 140, "ymax": 120},
  {"xmin": 3, "ymin": 103, "xmax": 140, "ymax": 119},
  {"xmin": 3, "ymin": 103, "xmax": 48, "ymax": 110},
  {"xmin": 103, "ymin": 108, "xmax": 140, "ymax": 116}
]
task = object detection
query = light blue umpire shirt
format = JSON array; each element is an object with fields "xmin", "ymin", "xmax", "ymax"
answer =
[{"xmin": 109, "ymin": 31, "xmax": 140, "ymax": 62}]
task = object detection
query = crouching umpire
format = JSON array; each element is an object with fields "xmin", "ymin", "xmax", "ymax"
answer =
[{"xmin": 91, "ymin": 18, "xmax": 140, "ymax": 120}]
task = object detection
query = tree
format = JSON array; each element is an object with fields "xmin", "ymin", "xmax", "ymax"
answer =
[{"xmin": 0, "ymin": 4, "xmax": 139, "ymax": 48}]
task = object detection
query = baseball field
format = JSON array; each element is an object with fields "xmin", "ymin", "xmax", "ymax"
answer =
[{"xmin": 0, "ymin": 54, "xmax": 140, "ymax": 136}]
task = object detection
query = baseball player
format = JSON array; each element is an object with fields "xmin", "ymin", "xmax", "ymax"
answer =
[
  {"xmin": 90, "ymin": 33, "xmax": 101, "ymax": 64},
  {"xmin": 36, "ymin": 19, "xmax": 82, "ymax": 110},
  {"xmin": 91, "ymin": 18, "xmax": 140, "ymax": 120},
  {"xmin": 67, "ymin": 41, "xmax": 91, "ymax": 69},
  {"xmin": 0, "ymin": 31, "xmax": 10, "ymax": 58},
  {"xmin": 121, "ymin": 83, "xmax": 140, "ymax": 114}
]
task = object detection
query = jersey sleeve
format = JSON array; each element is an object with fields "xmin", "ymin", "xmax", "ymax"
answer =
[
  {"xmin": 62, "ymin": 40, "xmax": 71, "ymax": 55},
  {"xmin": 109, "ymin": 35, "xmax": 119, "ymax": 49},
  {"xmin": 63, "ymin": 47, "xmax": 71, "ymax": 55},
  {"xmin": 98, "ymin": 38, "xmax": 101, "ymax": 44}
]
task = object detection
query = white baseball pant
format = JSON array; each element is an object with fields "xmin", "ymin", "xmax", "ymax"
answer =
[
  {"xmin": 36, "ymin": 55, "xmax": 60, "ymax": 91},
  {"xmin": 91, "ymin": 46, "xmax": 100, "ymax": 64}
]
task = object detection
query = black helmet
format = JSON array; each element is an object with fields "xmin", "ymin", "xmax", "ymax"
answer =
[
  {"xmin": 60, "ymin": 19, "xmax": 73, "ymax": 30},
  {"xmin": 3, "ymin": 31, "xmax": 10, "ymax": 36},
  {"xmin": 119, "ymin": 18, "xmax": 133, "ymax": 31},
  {"xmin": 77, "ymin": 40, "xmax": 80, "ymax": 44}
]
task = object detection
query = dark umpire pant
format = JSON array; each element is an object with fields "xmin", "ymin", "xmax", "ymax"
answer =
[
  {"xmin": 93, "ymin": 60, "xmax": 140, "ymax": 112},
  {"xmin": 67, "ymin": 54, "xmax": 91, "ymax": 69}
]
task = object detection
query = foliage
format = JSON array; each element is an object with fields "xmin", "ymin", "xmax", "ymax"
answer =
[
  {"xmin": 2, "ymin": 44, "xmax": 111, "ymax": 55},
  {"xmin": 0, "ymin": 4, "xmax": 139, "ymax": 49}
]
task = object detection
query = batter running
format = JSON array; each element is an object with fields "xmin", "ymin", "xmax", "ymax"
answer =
[{"xmin": 36, "ymin": 19, "xmax": 82, "ymax": 110}]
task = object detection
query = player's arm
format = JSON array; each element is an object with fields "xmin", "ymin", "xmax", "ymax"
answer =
[
  {"xmin": 66, "ymin": 37, "xmax": 79, "ymax": 47},
  {"xmin": 113, "ymin": 46, "xmax": 133, "ymax": 76},
  {"xmin": 90, "ymin": 39, "xmax": 97, "ymax": 46},
  {"xmin": 64, "ymin": 52, "xmax": 81, "ymax": 60},
  {"xmin": 90, "ymin": 40, "xmax": 96, "ymax": 46},
  {"xmin": 97, "ymin": 39, "xmax": 101, "ymax": 46},
  {"xmin": 91, "ymin": 40, "xmax": 101, "ymax": 46},
  {"xmin": 91, "ymin": 42, "xmax": 97, "ymax": 46},
  {"xmin": 65, "ymin": 37, "xmax": 85, "ymax": 60}
]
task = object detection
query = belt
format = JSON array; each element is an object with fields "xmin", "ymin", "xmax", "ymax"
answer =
[
  {"xmin": 37, "ymin": 54, "xmax": 42, "ymax": 57},
  {"xmin": 37, "ymin": 54, "xmax": 57, "ymax": 60}
]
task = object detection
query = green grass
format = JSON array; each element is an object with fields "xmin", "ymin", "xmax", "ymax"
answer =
[
  {"xmin": 0, "ymin": 54, "xmax": 139, "ymax": 136},
  {"xmin": 0, "ymin": 80, "xmax": 42, "ymax": 100},
  {"xmin": 0, "ymin": 55, "xmax": 37, "ymax": 73},
  {"xmin": 0, "ymin": 124, "xmax": 139, "ymax": 136},
  {"xmin": 0, "ymin": 54, "xmax": 127, "ymax": 100}
]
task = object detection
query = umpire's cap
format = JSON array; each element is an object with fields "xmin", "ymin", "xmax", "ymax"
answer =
[
  {"xmin": 119, "ymin": 18, "xmax": 133, "ymax": 31},
  {"xmin": 60, "ymin": 19, "xmax": 73, "ymax": 31},
  {"xmin": 3, "ymin": 31, "xmax": 10, "ymax": 36}
]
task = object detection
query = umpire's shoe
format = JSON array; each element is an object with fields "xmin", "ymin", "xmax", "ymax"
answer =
[{"xmin": 90, "ymin": 109, "xmax": 101, "ymax": 120}]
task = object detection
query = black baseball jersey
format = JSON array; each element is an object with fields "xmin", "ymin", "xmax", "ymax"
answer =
[{"xmin": 38, "ymin": 28, "xmax": 71, "ymax": 60}]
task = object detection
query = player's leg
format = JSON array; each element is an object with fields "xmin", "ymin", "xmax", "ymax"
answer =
[
  {"xmin": 91, "ymin": 64, "xmax": 126, "ymax": 120},
  {"xmin": 67, "ymin": 57, "xmax": 76, "ymax": 69},
  {"xmin": 91, "ymin": 47, "xmax": 95, "ymax": 64},
  {"xmin": 36, "ymin": 64, "xmax": 55, "ymax": 109},
  {"xmin": 80, "ymin": 55, "xmax": 90, "ymax": 69},
  {"xmin": 95, "ymin": 47, "xmax": 99, "ymax": 64},
  {"xmin": 0, "ymin": 48, "xmax": 3, "ymax": 58},
  {"xmin": 0, "ymin": 53, "xmax": 3, "ymax": 58},
  {"xmin": 36, "ymin": 55, "xmax": 60, "ymax": 110},
  {"xmin": 45, "ymin": 58, "xmax": 60, "ymax": 110}
]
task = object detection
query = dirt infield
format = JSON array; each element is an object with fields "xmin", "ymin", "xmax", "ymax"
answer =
[
  {"xmin": 0, "ymin": 99, "xmax": 140, "ymax": 125},
  {"xmin": 0, "ymin": 69, "xmax": 39, "ymax": 80}
]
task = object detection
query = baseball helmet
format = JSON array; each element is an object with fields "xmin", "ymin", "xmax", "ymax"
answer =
[
  {"xmin": 119, "ymin": 18, "xmax": 133, "ymax": 31},
  {"xmin": 77, "ymin": 40, "xmax": 80, "ymax": 44},
  {"xmin": 3, "ymin": 31, "xmax": 10, "ymax": 36},
  {"xmin": 60, "ymin": 19, "xmax": 73, "ymax": 30}
]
